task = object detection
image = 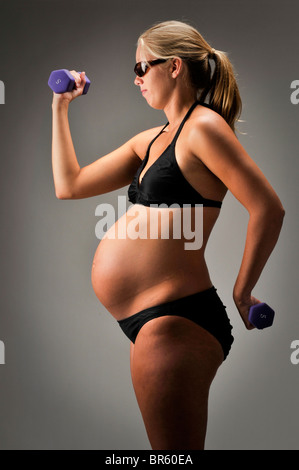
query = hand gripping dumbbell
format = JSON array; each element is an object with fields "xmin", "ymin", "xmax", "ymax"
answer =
[
  {"xmin": 248, "ymin": 303, "xmax": 275, "ymax": 329},
  {"xmin": 48, "ymin": 69, "xmax": 91, "ymax": 95}
]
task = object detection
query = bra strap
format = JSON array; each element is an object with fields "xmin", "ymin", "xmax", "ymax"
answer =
[
  {"xmin": 171, "ymin": 101, "xmax": 200, "ymax": 145},
  {"xmin": 144, "ymin": 122, "xmax": 169, "ymax": 161},
  {"xmin": 148, "ymin": 122, "xmax": 169, "ymax": 148},
  {"xmin": 143, "ymin": 100, "xmax": 199, "ymax": 160}
]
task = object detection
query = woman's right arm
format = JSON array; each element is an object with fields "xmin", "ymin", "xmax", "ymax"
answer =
[{"xmin": 51, "ymin": 70, "xmax": 144, "ymax": 199}]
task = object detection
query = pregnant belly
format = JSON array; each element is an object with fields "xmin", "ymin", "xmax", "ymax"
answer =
[{"xmin": 91, "ymin": 205, "xmax": 211, "ymax": 320}]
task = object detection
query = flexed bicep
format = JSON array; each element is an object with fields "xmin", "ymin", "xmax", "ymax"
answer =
[
  {"xmin": 69, "ymin": 139, "xmax": 142, "ymax": 199},
  {"xmin": 69, "ymin": 126, "xmax": 166, "ymax": 200}
]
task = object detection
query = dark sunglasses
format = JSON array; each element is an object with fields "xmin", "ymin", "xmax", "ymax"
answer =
[{"xmin": 134, "ymin": 59, "xmax": 167, "ymax": 77}]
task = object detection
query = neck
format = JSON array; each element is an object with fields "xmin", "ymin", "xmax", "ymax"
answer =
[{"xmin": 163, "ymin": 91, "xmax": 198, "ymax": 131}]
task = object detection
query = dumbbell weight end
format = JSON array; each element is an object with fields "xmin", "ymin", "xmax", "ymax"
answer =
[
  {"xmin": 248, "ymin": 303, "xmax": 275, "ymax": 329},
  {"xmin": 48, "ymin": 69, "xmax": 90, "ymax": 95}
]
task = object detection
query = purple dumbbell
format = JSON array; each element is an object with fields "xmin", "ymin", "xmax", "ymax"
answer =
[
  {"xmin": 48, "ymin": 69, "xmax": 91, "ymax": 95},
  {"xmin": 248, "ymin": 303, "xmax": 275, "ymax": 329}
]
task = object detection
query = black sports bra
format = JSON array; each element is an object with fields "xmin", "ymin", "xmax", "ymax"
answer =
[{"xmin": 128, "ymin": 101, "xmax": 222, "ymax": 208}]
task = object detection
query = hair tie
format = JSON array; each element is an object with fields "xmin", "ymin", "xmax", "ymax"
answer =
[{"xmin": 209, "ymin": 48, "xmax": 216, "ymax": 59}]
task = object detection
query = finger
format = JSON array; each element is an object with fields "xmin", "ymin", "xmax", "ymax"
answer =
[
  {"xmin": 251, "ymin": 296, "xmax": 261, "ymax": 307},
  {"xmin": 79, "ymin": 71, "xmax": 86, "ymax": 88},
  {"xmin": 241, "ymin": 306, "xmax": 256, "ymax": 330},
  {"xmin": 243, "ymin": 313, "xmax": 255, "ymax": 330},
  {"xmin": 69, "ymin": 70, "xmax": 82, "ymax": 88},
  {"xmin": 246, "ymin": 322, "xmax": 256, "ymax": 330}
]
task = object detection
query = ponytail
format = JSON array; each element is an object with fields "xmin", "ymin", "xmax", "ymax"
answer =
[{"xmin": 198, "ymin": 49, "xmax": 242, "ymax": 133}]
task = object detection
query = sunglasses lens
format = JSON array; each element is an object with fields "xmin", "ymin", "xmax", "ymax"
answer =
[
  {"xmin": 141, "ymin": 62, "xmax": 148, "ymax": 75},
  {"xmin": 134, "ymin": 59, "xmax": 167, "ymax": 77},
  {"xmin": 134, "ymin": 62, "xmax": 147, "ymax": 77}
]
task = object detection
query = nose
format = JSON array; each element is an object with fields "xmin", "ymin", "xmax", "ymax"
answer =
[{"xmin": 134, "ymin": 75, "xmax": 143, "ymax": 86}]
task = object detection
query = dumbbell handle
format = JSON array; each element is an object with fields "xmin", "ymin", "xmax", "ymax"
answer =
[
  {"xmin": 248, "ymin": 303, "xmax": 275, "ymax": 329},
  {"xmin": 48, "ymin": 69, "xmax": 91, "ymax": 95}
]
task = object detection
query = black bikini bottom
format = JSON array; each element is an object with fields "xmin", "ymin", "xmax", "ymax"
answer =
[{"xmin": 117, "ymin": 286, "xmax": 234, "ymax": 360}]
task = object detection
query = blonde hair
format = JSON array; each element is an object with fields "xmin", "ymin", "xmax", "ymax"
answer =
[{"xmin": 138, "ymin": 20, "xmax": 242, "ymax": 133}]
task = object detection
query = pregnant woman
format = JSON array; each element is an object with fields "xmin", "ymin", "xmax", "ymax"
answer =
[{"xmin": 51, "ymin": 20, "xmax": 285, "ymax": 450}]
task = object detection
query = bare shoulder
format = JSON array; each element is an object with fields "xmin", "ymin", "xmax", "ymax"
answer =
[
  {"xmin": 188, "ymin": 105, "xmax": 241, "ymax": 164},
  {"xmin": 187, "ymin": 104, "xmax": 282, "ymax": 213},
  {"xmin": 131, "ymin": 125, "xmax": 167, "ymax": 161},
  {"xmin": 190, "ymin": 104, "xmax": 234, "ymax": 140}
]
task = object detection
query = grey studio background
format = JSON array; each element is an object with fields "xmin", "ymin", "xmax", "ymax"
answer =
[{"xmin": 0, "ymin": 0, "xmax": 298, "ymax": 450}]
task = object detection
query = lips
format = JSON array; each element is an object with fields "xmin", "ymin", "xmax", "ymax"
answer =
[{"xmin": 141, "ymin": 89, "xmax": 147, "ymax": 95}]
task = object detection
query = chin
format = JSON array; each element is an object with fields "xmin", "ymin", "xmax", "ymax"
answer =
[{"xmin": 145, "ymin": 95, "xmax": 165, "ymax": 110}]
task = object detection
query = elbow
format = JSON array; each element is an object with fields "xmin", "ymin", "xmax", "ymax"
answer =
[
  {"xmin": 54, "ymin": 174, "xmax": 79, "ymax": 200},
  {"xmin": 272, "ymin": 200, "xmax": 285, "ymax": 224},
  {"xmin": 273, "ymin": 206, "xmax": 285, "ymax": 235},
  {"xmin": 55, "ymin": 187, "xmax": 74, "ymax": 200},
  {"xmin": 251, "ymin": 198, "xmax": 285, "ymax": 227},
  {"xmin": 263, "ymin": 200, "xmax": 285, "ymax": 228},
  {"xmin": 279, "ymin": 206, "xmax": 286, "ymax": 231},
  {"xmin": 56, "ymin": 193, "xmax": 72, "ymax": 200},
  {"xmin": 279, "ymin": 205, "xmax": 286, "ymax": 223}
]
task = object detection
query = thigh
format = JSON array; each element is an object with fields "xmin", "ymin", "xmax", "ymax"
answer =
[{"xmin": 130, "ymin": 315, "xmax": 224, "ymax": 450}]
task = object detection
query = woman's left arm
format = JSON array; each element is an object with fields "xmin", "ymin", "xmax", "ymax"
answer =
[{"xmin": 190, "ymin": 114, "xmax": 285, "ymax": 329}]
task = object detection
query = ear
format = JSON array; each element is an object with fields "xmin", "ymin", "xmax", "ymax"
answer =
[{"xmin": 170, "ymin": 57, "xmax": 183, "ymax": 78}]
